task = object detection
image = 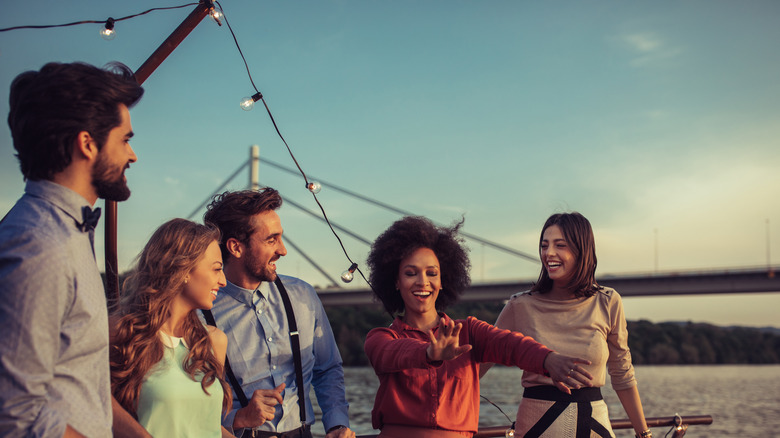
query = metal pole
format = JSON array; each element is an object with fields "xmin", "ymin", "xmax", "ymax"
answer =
[
  {"xmin": 105, "ymin": 1, "xmax": 211, "ymax": 302},
  {"xmin": 250, "ymin": 145, "xmax": 260, "ymax": 191}
]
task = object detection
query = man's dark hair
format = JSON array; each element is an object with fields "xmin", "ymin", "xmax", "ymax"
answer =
[
  {"xmin": 204, "ymin": 188, "xmax": 283, "ymax": 261},
  {"xmin": 7, "ymin": 61, "xmax": 144, "ymax": 181},
  {"xmin": 367, "ymin": 216, "xmax": 471, "ymax": 316}
]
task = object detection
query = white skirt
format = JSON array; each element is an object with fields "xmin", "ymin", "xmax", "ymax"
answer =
[{"xmin": 514, "ymin": 387, "xmax": 615, "ymax": 438}]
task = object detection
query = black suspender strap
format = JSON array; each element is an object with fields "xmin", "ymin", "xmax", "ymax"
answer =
[
  {"xmin": 274, "ymin": 276, "xmax": 307, "ymax": 426},
  {"xmin": 201, "ymin": 308, "xmax": 250, "ymax": 408},
  {"xmin": 202, "ymin": 277, "xmax": 307, "ymax": 426}
]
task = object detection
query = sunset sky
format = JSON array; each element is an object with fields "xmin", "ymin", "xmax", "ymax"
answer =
[{"xmin": 2, "ymin": 0, "xmax": 779, "ymax": 327}]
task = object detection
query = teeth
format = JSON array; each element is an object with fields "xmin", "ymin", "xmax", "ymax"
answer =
[
  {"xmin": 413, "ymin": 292, "xmax": 431, "ymax": 297},
  {"xmin": 211, "ymin": 290, "xmax": 218, "ymax": 297}
]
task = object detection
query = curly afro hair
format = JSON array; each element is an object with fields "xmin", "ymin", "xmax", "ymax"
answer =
[{"xmin": 367, "ymin": 216, "xmax": 471, "ymax": 316}]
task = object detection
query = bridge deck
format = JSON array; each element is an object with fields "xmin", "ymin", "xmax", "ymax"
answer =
[{"xmin": 316, "ymin": 266, "xmax": 780, "ymax": 306}]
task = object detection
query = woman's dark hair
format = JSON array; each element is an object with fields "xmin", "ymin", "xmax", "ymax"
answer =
[
  {"xmin": 7, "ymin": 62, "xmax": 144, "ymax": 181},
  {"xmin": 367, "ymin": 216, "xmax": 471, "ymax": 316},
  {"xmin": 531, "ymin": 212, "xmax": 601, "ymax": 298},
  {"xmin": 204, "ymin": 188, "xmax": 283, "ymax": 262}
]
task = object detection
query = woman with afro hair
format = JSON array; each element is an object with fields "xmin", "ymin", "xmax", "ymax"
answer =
[{"xmin": 364, "ymin": 216, "xmax": 593, "ymax": 438}]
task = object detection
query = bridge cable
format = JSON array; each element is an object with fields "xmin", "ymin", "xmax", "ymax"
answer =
[{"xmin": 259, "ymin": 157, "xmax": 539, "ymax": 263}]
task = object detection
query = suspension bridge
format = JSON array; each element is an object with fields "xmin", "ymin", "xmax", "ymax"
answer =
[{"xmin": 189, "ymin": 147, "xmax": 780, "ymax": 307}]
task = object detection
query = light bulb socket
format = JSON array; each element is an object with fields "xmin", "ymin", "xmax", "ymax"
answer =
[{"xmin": 104, "ymin": 17, "xmax": 115, "ymax": 31}]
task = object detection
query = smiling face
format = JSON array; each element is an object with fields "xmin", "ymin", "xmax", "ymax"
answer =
[
  {"xmin": 396, "ymin": 247, "xmax": 441, "ymax": 320},
  {"xmin": 91, "ymin": 104, "xmax": 137, "ymax": 201},
  {"xmin": 540, "ymin": 224, "xmax": 578, "ymax": 287},
  {"xmin": 182, "ymin": 240, "xmax": 226, "ymax": 310},
  {"xmin": 242, "ymin": 210, "xmax": 287, "ymax": 283}
]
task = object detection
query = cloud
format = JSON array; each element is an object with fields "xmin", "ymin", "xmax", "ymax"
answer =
[
  {"xmin": 623, "ymin": 33, "xmax": 663, "ymax": 53},
  {"xmin": 616, "ymin": 32, "xmax": 683, "ymax": 67}
]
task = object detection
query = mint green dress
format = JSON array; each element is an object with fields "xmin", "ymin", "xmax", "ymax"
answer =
[{"xmin": 137, "ymin": 332, "xmax": 224, "ymax": 437}]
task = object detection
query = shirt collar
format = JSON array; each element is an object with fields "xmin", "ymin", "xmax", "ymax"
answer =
[
  {"xmin": 24, "ymin": 180, "xmax": 94, "ymax": 230},
  {"xmin": 159, "ymin": 331, "xmax": 188, "ymax": 348},
  {"xmin": 221, "ymin": 279, "xmax": 272, "ymax": 307}
]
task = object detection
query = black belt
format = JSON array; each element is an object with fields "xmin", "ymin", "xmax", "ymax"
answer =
[
  {"xmin": 522, "ymin": 386, "xmax": 611, "ymax": 438},
  {"xmin": 248, "ymin": 424, "xmax": 312, "ymax": 438},
  {"xmin": 523, "ymin": 385, "xmax": 603, "ymax": 402}
]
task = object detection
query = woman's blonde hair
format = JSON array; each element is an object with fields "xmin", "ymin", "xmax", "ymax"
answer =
[{"xmin": 110, "ymin": 218, "xmax": 231, "ymax": 415}]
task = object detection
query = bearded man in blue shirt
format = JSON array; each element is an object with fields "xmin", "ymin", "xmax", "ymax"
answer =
[
  {"xmin": 203, "ymin": 189, "xmax": 354, "ymax": 438},
  {"xmin": 0, "ymin": 62, "xmax": 148, "ymax": 437}
]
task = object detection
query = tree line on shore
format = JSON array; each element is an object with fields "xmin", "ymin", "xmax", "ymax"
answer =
[{"xmin": 324, "ymin": 301, "xmax": 780, "ymax": 367}]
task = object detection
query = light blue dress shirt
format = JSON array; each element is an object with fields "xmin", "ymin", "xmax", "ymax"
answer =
[
  {"xmin": 210, "ymin": 276, "xmax": 349, "ymax": 436},
  {"xmin": 0, "ymin": 180, "xmax": 112, "ymax": 437}
]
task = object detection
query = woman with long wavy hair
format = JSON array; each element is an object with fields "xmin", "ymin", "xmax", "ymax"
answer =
[{"xmin": 110, "ymin": 218, "xmax": 234, "ymax": 437}]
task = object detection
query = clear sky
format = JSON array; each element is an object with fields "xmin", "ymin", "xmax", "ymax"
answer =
[{"xmin": 2, "ymin": 1, "xmax": 779, "ymax": 327}]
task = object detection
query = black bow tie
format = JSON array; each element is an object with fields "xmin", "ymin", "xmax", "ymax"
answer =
[{"xmin": 80, "ymin": 206, "xmax": 102, "ymax": 232}]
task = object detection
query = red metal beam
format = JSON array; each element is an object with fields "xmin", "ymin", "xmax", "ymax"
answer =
[{"xmin": 105, "ymin": 1, "xmax": 211, "ymax": 302}]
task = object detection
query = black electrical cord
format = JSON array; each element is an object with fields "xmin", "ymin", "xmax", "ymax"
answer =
[{"xmin": 0, "ymin": 3, "xmax": 199, "ymax": 32}]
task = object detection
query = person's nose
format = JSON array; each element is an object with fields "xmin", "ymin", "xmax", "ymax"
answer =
[
  {"xmin": 218, "ymin": 270, "xmax": 227, "ymax": 287},
  {"xmin": 277, "ymin": 238, "xmax": 288, "ymax": 257},
  {"xmin": 127, "ymin": 144, "xmax": 137, "ymax": 163}
]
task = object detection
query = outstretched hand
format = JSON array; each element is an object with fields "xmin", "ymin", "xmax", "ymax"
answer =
[
  {"xmin": 544, "ymin": 352, "xmax": 594, "ymax": 394},
  {"xmin": 426, "ymin": 317, "xmax": 472, "ymax": 362}
]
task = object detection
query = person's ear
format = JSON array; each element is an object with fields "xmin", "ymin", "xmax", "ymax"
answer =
[
  {"xmin": 226, "ymin": 237, "xmax": 243, "ymax": 259},
  {"xmin": 74, "ymin": 131, "xmax": 99, "ymax": 162}
]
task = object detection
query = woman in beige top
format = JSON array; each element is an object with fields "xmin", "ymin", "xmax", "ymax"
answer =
[{"xmin": 482, "ymin": 212, "xmax": 651, "ymax": 438}]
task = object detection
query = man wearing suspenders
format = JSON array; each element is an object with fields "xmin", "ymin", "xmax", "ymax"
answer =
[{"xmin": 203, "ymin": 189, "xmax": 354, "ymax": 438}]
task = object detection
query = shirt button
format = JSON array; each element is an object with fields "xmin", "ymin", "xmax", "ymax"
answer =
[
  {"xmin": 432, "ymin": 413, "xmax": 436, "ymax": 418},
  {"xmin": 256, "ymin": 309, "xmax": 262, "ymax": 315},
  {"xmin": 272, "ymin": 365, "xmax": 277, "ymax": 370},
  {"xmin": 267, "ymin": 337, "xmax": 273, "ymax": 342}
]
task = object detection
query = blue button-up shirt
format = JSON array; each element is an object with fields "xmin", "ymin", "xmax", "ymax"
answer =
[
  {"xmin": 210, "ymin": 276, "xmax": 349, "ymax": 436},
  {"xmin": 0, "ymin": 180, "xmax": 112, "ymax": 437}
]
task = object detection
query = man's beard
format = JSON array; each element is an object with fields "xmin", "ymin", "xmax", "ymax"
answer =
[
  {"xmin": 92, "ymin": 154, "xmax": 131, "ymax": 202},
  {"xmin": 246, "ymin": 253, "xmax": 279, "ymax": 283}
]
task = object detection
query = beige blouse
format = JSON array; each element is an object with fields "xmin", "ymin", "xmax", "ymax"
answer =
[{"xmin": 495, "ymin": 287, "xmax": 637, "ymax": 391}]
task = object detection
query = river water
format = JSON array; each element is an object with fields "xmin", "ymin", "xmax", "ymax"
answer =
[{"xmin": 310, "ymin": 365, "xmax": 780, "ymax": 437}]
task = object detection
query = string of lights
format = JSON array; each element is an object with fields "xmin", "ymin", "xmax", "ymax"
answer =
[
  {"xmin": 212, "ymin": 0, "xmax": 372, "ymax": 287},
  {"xmin": 0, "ymin": 3, "xmax": 201, "ymax": 41},
  {"xmin": 0, "ymin": 1, "xmax": 380, "ymax": 289}
]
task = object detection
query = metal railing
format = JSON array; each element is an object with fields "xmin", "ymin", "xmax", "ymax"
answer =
[{"xmin": 355, "ymin": 414, "xmax": 713, "ymax": 438}]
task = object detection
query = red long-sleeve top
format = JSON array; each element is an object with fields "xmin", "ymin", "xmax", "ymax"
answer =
[{"xmin": 364, "ymin": 314, "xmax": 552, "ymax": 434}]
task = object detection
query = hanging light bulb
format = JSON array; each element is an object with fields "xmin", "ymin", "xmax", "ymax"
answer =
[
  {"xmin": 209, "ymin": 8, "xmax": 224, "ymax": 26},
  {"xmin": 505, "ymin": 428, "xmax": 515, "ymax": 438},
  {"xmin": 307, "ymin": 181, "xmax": 322, "ymax": 194},
  {"xmin": 240, "ymin": 92, "xmax": 263, "ymax": 111},
  {"xmin": 100, "ymin": 18, "xmax": 116, "ymax": 40},
  {"xmin": 341, "ymin": 263, "xmax": 358, "ymax": 283}
]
